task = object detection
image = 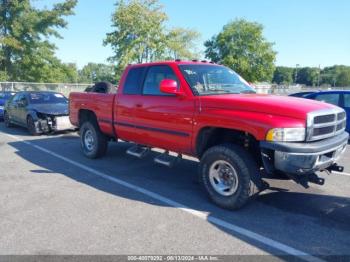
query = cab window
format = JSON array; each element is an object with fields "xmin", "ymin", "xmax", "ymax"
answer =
[
  {"xmin": 143, "ymin": 65, "xmax": 179, "ymax": 96},
  {"xmin": 123, "ymin": 67, "xmax": 146, "ymax": 95}
]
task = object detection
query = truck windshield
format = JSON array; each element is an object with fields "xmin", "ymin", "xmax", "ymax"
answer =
[{"xmin": 179, "ymin": 64, "xmax": 255, "ymax": 95}]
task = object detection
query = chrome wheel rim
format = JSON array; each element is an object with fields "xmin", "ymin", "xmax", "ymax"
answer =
[
  {"xmin": 209, "ymin": 160, "xmax": 239, "ymax": 196},
  {"xmin": 84, "ymin": 130, "xmax": 95, "ymax": 152}
]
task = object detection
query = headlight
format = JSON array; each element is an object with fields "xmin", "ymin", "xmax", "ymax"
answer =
[
  {"xmin": 266, "ymin": 128, "xmax": 306, "ymax": 142},
  {"xmin": 0, "ymin": 106, "xmax": 4, "ymax": 110}
]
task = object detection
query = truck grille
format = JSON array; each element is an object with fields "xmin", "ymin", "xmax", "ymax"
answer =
[{"xmin": 307, "ymin": 108, "xmax": 347, "ymax": 141}]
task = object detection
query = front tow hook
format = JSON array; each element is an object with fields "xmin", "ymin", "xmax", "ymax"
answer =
[
  {"xmin": 308, "ymin": 173, "xmax": 325, "ymax": 186},
  {"xmin": 326, "ymin": 164, "xmax": 344, "ymax": 173}
]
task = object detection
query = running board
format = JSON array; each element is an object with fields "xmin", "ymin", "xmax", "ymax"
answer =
[
  {"xmin": 154, "ymin": 151, "xmax": 182, "ymax": 168},
  {"xmin": 126, "ymin": 145, "xmax": 150, "ymax": 159}
]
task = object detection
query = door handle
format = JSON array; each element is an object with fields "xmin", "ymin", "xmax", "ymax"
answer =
[{"xmin": 135, "ymin": 103, "xmax": 143, "ymax": 108}]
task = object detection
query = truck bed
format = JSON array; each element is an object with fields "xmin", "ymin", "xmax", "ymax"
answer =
[{"xmin": 69, "ymin": 92, "xmax": 116, "ymax": 137}]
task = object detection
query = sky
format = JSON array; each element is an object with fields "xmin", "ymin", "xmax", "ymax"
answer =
[{"xmin": 34, "ymin": 0, "xmax": 350, "ymax": 69}]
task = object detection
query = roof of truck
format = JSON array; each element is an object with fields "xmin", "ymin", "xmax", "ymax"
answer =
[{"xmin": 128, "ymin": 60, "xmax": 221, "ymax": 67}]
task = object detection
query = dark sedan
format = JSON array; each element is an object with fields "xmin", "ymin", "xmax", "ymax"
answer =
[
  {"xmin": 0, "ymin": 91, "xmax": 16, "ymax": 120},
  {"xmin": 4, "ymin": 91, "xmax": 75, "ymax": 135}
]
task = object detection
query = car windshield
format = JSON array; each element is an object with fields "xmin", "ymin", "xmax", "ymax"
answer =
[
  {"xmin": 0, "ymin": 92, "xmax": 15, "ymax": 99},
  {"xmin": 179, "ymin": 64, "xmax": 255, "ymax": 95},
  {"xmin": 28, "ymin": 93, "xmax": 68, "ymax": 104}
]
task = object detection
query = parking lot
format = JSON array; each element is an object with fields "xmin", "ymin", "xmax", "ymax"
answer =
[{"xmin": 1, "ymin": 122, "xmax": 350, "ymax": 260}]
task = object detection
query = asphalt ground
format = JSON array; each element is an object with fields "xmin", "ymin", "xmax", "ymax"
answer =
[{"xmin": 1, "ymin": 123, "xmax": 350, "ymax": 261}]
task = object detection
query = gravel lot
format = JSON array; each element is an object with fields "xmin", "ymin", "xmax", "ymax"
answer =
[{"xmin": 1, "ymin": 123, "xmax": 350, "ymax": 261}]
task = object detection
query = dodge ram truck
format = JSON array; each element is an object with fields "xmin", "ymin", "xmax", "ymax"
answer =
[{"xmin": 69, "ymin": 61, "xmax": 348, "ymax": 210}]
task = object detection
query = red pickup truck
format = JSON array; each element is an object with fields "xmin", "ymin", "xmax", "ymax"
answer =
[{"xmin": 69, "ymin": 61, "xmax": 348, "ymax": 209}]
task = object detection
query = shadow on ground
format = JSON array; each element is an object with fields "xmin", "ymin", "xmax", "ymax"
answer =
[{"xmin": 2, "ymin": 124, "xmax": 350, "ymax": 258}]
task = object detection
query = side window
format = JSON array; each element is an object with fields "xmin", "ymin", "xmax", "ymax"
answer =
[
  {"xmin": 123, "ymin": 67, "xmax": 146, "ymax": 95},
  {"xmin": 314, "ymin": 93, "xmax": 340, "ymax": 106},
  {"xmin": 19, "ymin": 94, "xmax": 28, "ymax": 106},
  {"xmin": 143, "ymin": 65, "xmax": 179, "ymax": 96},
  {"xmin": 343, "ymin": 94, "xmax": 350, "ymax": 107},
  {"xmin": 12, "ymin": 93, "xmax": 21, "ymax": 104}
]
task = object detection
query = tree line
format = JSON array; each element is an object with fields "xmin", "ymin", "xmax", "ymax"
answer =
[
  {"xmin": 273, "ymin": 65, "xmax": 350, "ymax": 87},
  {"xmin": 1, "ymin": 0, "xmax": 349, "ymax": 87}
]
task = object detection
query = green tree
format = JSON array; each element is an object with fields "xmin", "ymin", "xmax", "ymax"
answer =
[
  {"xmin": 204, "ymin": 19, "xmax": 276, "ymax": 82},
  {"xmin": 0, "ymin": 0, "xmax": 77, "ymax": 82},
  {"xmin": 104, "ymin": 0, "xmax": 200, "ymax": 81},
  {"xmin": 273, "ymin": 66, "xmax": 293, "ymax": 84},
  {"xmin": 79, "ymin": 63, "xmax": 116, "ymax": 84},
  {"xmin": 165, "ymin": 28, "xmax": 201, "ymax": 60},
  {"xmin": 296, "ymin": 67, "xmax": 319, "ymax": 86},
  {"xmin": 337, "ymin": 70, "xmax": 350, "ymax": 87}
]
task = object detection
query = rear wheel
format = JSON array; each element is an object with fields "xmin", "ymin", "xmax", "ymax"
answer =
[
  {"xmin": 80, "ymin": 121, "xmax": 108, "ymax": 159},
  {"xmin": 199, "ymin": 144, "xmax": 263, "ymax": 210},
  {"xmin": 4, "ymin": 111, "xmax": 13, "ymax": 127},
  {"xmin": 27, "ymin": 116, "xmax": 40, "ymax": 136}
]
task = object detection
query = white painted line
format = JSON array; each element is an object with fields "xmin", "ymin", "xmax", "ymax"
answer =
[
  {"xmin": 332, "ymin": 171, "xmax": 350, "ymax": 177},
  {"xmin": 6, "ymin": 133, "xmax": 324, "ymax": 262}
]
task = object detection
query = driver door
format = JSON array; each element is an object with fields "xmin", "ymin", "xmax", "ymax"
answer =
[
  {"xmin": 17, "ymin": 93, "xmax": 29, "ymax": 125},
  {"xmin": 132, "ymin": 65, "xmax": 195, "ymax": 153}
]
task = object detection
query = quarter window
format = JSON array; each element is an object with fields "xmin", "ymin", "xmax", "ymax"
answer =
[
  {"xmin": 143, "ymin": 66, "xmax": 179, "ymax": 95},
  {"xmin": 123, "ymin": 67, "xmax": 146, "ymax": 95},
  {"xmin": 314, "ymin": 93, "xmax": 340, "ymax": 106}
]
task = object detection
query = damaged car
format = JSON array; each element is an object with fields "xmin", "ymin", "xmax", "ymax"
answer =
[{"xmin": 4, "ymin": 91, "xmax": 75, "ymax": 135}]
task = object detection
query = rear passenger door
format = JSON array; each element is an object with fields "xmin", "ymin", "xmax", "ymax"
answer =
[
  {"xmin": 114, "ymin": 66, "xmax": 147, "ymax": 142},
  {"xmin": 7, "ymin": 93, "xmax": 20, "ymax": 123}
]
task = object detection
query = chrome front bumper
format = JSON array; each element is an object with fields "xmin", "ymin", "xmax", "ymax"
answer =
[{"xmin": 261, "ymin": 132, "xmax": 349, "ymax": 175}]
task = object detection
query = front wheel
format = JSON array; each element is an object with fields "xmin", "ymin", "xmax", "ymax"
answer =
[
  {"xmin": 27, "ymin": 116, "xmax": 40, "ymax": 136},
  {"xmin": 80, "ymin": 121, "xmax": 108, "ymax": 159},
  {"xmin": 199, "ymin": 144, "xmax": 262, "ymax": 210}
]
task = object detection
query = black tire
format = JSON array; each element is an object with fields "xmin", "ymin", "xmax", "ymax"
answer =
[
  {"xmin": 4, "ymin": 111, "xmax": 13, "ymax": 127},
  {"xmin": 27, "ymin": 116, "xmax": 40, "ymax": 136},
  {"xmin": 199, "ymin": 144, "xmax": 263, "ymax": 210},
  {"xmin": 80, "ymin": 120, "xmax": 108, "ymax": 159}
]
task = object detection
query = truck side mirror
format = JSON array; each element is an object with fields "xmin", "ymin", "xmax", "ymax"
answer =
[{"xmin": 160, "ymin": 79, "xmax": 184, "ymax": 97}]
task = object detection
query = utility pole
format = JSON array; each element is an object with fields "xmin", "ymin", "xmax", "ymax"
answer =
[
  {"xmin": 317, "ymin": 64, "xmax": 321, "ymax": 87},
  {"xmin": 294, "ymin": 64, "xmax": 300, "ymax": 84}
]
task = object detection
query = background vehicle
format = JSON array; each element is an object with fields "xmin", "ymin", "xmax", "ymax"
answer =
[
  {"xmin": 289, "ymin": 90, "xmax": 350, "ymax": 132},
  {"xmin": 0, "ymin": 91, "xmax": 16, "ymax": 120},
  {"xmin": 289, "ymin": 91, "xmax": 316, "ymax": 98},
  {"xmin": 69, "ymin": 61, "xmax": 348, "ymax": 210},
  {"xmin": 4, "ymin": 91, "xmax": 75, "ymax": 135}
]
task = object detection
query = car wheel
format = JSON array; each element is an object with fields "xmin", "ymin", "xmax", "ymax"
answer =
[
  {"xmin": 80, "ymin": 121, "xmax": 108, "ymax": 159},
  {"xmin": 199, "ymin": 144, "xmax": 262, "ymax": 210},
  {"xmin": 27, "ymin": 116, "xmax": 40, "ymax": 136},
  {"xmin": 4, "ymin": 111, "xmax": 13, "ymax": 128}
]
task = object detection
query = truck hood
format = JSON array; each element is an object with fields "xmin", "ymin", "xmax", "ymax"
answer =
[
  {"xmin": 200, "ymin": 94, "xmax": 337, "ymax": 119},
  {"xmin": 29, "ymin": 103, "xmax": 69, "ymax": 116}
]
